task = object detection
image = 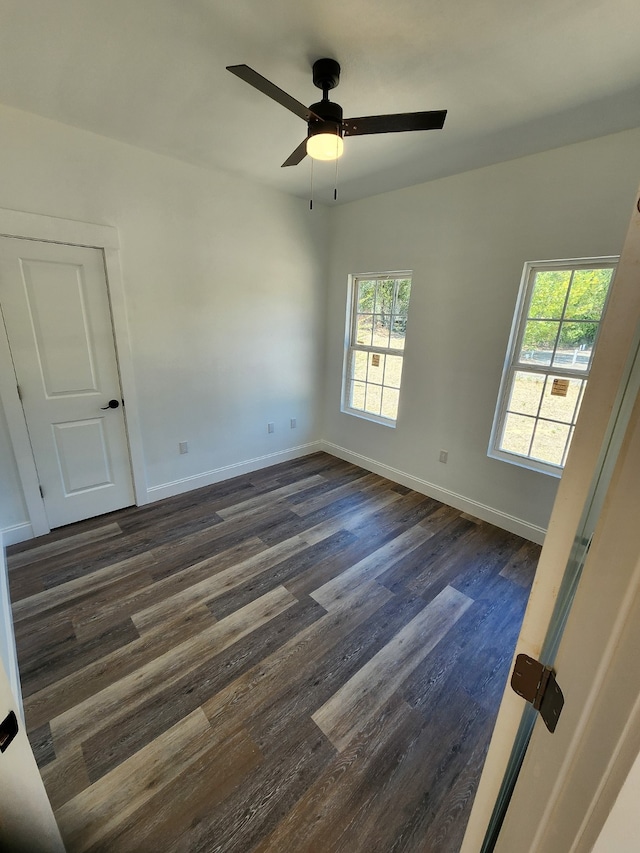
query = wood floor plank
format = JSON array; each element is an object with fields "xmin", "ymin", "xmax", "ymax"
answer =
[
  {"xmin": 12, "ymin": 554, "xmax": 156, "ymax": 624},
  {"xmin": 418, "ymin": 733, "xmax": 493, "ymax": 852},
  {"xmin": 283, "ymin": 507, "xmax": 422, "ymax": 599},
  {"xmin": 9, "ymin": 515, "xmax": 220, "ymax": 596},
  {"xmin": 8, "ymin": 452, "xmax": 539, "ymax": 853},
  {"xmin": 23, "ymin": 605, "xmax": 215, "ymax": 730},
  {"xmin": 41, "ymin": 745, "xmax": 92, "ymax": 811},
  {"xmin": 71, "ymin": 536, "xmax": 266, "ymax": 641},
  {"xmin": 50, "ymin": 585, "xmax": 298, "ymax": 754},
  {"xmin": 312, "ymin": 585, "xmax": 473, "ymax": 752},
  {"xmin": 328, "ymin": 694, "xmax": 488, "ymax": 853},
  {"xmin": 7, "ymin": 522, "xmax": 123, "ymax": 571},
  {"xmin": 80, "ymin": 597, "xmax": 326, "ymax": 784},
  {"xmin": 82, "ymin": 725, "xmax": 263, "ymax": 853},
  {"xmin": 252, "ymin": 694, "xmax": 422, "ymax": 853},
  {"xmin": 208, "ymin": 528, "xmax": 357, "ymax": 620},
  {"xmin": 131, "ymin": 532, "xmax": 313, "ymax": 633},
  {"xmin": 162, "ymin": 718, "xmax": 335, "ymax": 853},
  {"xmin": 293, "ymin": 486, "xmax": 403, "ymax": 548},
  {"xmin": 381, "ymin": 688, "xmax": 493, "ymax": 853},
  {"xmin": 290, "ymin": 471, "xmax": 384, "ymax": 517},
  {"xmin": 245, "ymin": 589, "xmax": 432, "ymax": 758},
  {"xmin": 19, "ymin": 616, "xmax": 140, "ymax": 700},
  {"xmin": 201, "ymin": 579, "xmax": 394, "ymax": 736},
  {"xmin": 55, "ymin": 708, "xmax": 223, "ymax": 853},
  {"xmin": 309, "ymin": 522, "xmax": 437, "ymax": 607},
  {"xmin": 215, "ymin": 473, "xmax": 326, "ymax": 521},
  {"xmin": 499, "ymin": 538, "xmax": 540, "ymax": 586}
]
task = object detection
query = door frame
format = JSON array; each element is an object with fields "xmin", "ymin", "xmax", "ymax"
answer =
[
  {"xmin": 461, "ymin": 187, "xmax": 640, "ymax": 849},
  {"xmin": 0, "ymin": 207, "xmax": 148, "ymax": 539}
]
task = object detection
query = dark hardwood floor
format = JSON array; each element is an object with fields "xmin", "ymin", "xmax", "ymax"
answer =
[{"xmin": 7, "ymin": 452, "xmax": 539, "ymax": 852}]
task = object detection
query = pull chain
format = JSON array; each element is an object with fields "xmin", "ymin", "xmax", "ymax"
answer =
[{"xmin": 309, "ymin": 158, "xmax": 314, "ymax": 210}]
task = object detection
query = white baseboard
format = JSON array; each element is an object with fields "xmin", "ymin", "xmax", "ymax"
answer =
[
  {"xmin": 321, "ymin": 441, "xmax": 546, "ymax": 545},
  {"xmin": 0, "ymin": 522, "xmax": 34, "ymax": 547},
  {"xmin": 5, "ymin": 440, "xmax": 545, "ymax": 544},
  {"xmin": 145, "ymin": 441, "xmax": 323, "ymax": 504}
]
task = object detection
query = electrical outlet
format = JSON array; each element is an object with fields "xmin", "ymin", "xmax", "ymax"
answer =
[
  {"xmin": 179, "ymin": 441, "xmax": 189, "ymax": 454},
  {"xmin": 439, "ymin": 450, "xmax": 448, "ymax": 463},
  {"xmin": 267, "ymin": 422, "xmax": 275, "ymax": 434},
  {"xmin": 290, "ymin": 418, "xmax": 297, "ymax": 429}
]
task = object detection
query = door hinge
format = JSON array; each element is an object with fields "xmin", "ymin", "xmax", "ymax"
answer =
[
  {"xmin": 39, "ymin": 484, "xmax": 44, "ymax": 499},
  {"xmin": 511, "ymin": 653, "xmax": 564, "ymax": 733},
  {"xmin": 16, "ymin": 384, "xmax": 22, "ymax": 401}
]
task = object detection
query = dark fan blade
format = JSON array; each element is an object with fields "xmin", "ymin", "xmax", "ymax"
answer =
[
  {"xmin": 282, "ymin": 139, "xmax": 308, "ymax": 167},
  {"xmin": 343, "ymin": 110, "xmax": 447, "ymax": 136},
  {"xmin": 227, "ymin": 65, "xmax": 322, "ymax": 122}
]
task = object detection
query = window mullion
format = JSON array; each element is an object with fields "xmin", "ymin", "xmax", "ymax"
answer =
[
  {"xmin": 568, "ymin": 379, "xmax": 586, "ymax": 426},
  {"xmin": 510, "ymin": 266, "xmax": 538, "ymax": 370},
  {"xmin": 547, "ymin": 268, "xmax": 575, "ymax": 369},
  {"xmin": 526, "ymin": 372, "xmax": 550, "ymax": 457}
]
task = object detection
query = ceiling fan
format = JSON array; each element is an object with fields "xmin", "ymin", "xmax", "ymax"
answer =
[{"xmin": 226, "ymin": 58, "xmax": 447, "ymax": 167}]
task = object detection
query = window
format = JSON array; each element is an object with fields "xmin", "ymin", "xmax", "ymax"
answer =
[
  {"xmin": 342, "ymin": 273, "xmax": 412, "ymax": 426},
  {"xmin": 489, "ymin": 258, "xmax": 616, "ymax": 475}
]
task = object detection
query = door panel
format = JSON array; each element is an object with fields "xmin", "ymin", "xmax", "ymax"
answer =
[
  {"xmin": 0, "ymin": 237, "xmax": 134, "ymax": 529},
  {"xmin": 22, "ymin": 257, "xmax": 100, "ymax": 395},
  {"xmin": 53, "ymin": 418, "xmax": 113, "ymax": 493}
]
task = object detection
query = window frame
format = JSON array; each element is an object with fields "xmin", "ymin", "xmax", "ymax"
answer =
[
  {"xmin": 488, "ymin": 257, "xmax": 618, "ymax": 477},
  {"xmin": 341, "ymin": 271, "xmax": 413, "ymax": 427}
]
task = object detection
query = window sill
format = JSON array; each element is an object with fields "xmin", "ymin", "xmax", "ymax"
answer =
[
  {"xmin": 487, "ymin": 447, "xmax": 563, "ymax": 478},
  {"xmin": 341, "ymin": 407, "xmax": 397, "ymax": 428}
]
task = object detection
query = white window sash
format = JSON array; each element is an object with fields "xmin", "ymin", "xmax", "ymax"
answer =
[{"xmin": 489, "ymin": 257, "xmax": 617, "ymax": 476}]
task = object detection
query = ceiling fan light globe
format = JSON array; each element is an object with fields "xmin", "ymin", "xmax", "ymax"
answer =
[{"xmin": 306, "ymin": 133, "xmax": 344, "ymax": 161}]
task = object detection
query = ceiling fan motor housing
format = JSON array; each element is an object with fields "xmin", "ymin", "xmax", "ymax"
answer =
[{"xmin": 308, "ymin": 99, "xmax": 343, "ymax": 139}]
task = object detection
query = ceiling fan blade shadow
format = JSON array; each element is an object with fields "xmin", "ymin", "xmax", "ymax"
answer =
[
  {"xmin": 227, "ymin": 65, "xmax": 322, "ymax": 122},
  {"xmin": 343, "ymin": 110, "xmax": 447, "ymax": 136},
  {"xmin": 282, "ymin": 139, "xmax": 308, "ymax": 167}
]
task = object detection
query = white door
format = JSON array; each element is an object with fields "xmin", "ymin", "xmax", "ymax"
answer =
[
  {"xmin": 0, "ymin": 237, "xmax": 134, "ymax": 529},
  {"xmin": 0, "ymin": 657, "xmax": 65, "ymax": 852},
  {"xmin": 494, "ymin": 364, "xmax": 640, "ymax": 852}
]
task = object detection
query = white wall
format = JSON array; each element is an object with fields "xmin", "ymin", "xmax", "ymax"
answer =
[
  {"xmin": 0, "ymin": 103, "xmax": 328, "ymax": 538},
  {"xmin": 2, "ymin": 102, "xmax": 640, "ymax": 543},
  {"xmin": 323, "ymin": 128, "xmax": 640, "ymax": 538}
]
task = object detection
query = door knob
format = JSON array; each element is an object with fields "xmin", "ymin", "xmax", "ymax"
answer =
[{"xmin": 100, "ymin": 399, "xmax": 120, "ymax": 410}]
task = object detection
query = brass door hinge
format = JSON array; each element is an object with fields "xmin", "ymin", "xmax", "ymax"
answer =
[{"xmin": 511, "ymin": 653, "xmax": 564, "ymax": 733}]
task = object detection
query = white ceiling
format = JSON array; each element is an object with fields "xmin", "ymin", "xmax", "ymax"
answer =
[{"xmin": 1, "ymin": 0, "xmax": 639, "ymax": 204}]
